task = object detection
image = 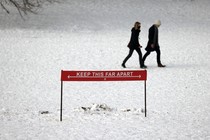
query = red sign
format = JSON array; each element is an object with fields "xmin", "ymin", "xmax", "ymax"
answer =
[
  {"xmin": 61, "ymin": 70, "xmax": 147, "ymax": 81},
  {"xmin": 59, "ymin": 70, "xmax": 148, "ymax": 121}
]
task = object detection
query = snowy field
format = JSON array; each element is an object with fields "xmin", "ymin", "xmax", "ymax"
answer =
[{"xmin": 0, "ymin": 0, "xmax": 210, "ymax": 139}]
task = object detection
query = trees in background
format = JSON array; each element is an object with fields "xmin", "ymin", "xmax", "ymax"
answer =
[{"xmin": 0, "ymin": 0, "xmax": 58, "ymax": 18}]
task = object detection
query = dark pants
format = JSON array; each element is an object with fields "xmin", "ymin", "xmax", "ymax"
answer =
[
  {"xmin": 123, "ymin": 48, "xmax": 143, "ymax": 67},
  {"xmin": 142, "ymin": 48, "xmax": 161, "ymax": 65}
]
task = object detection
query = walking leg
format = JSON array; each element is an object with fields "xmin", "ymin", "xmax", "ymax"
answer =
[
  {"xmin": 156, "ymin": 49, "xmax": 161, "ymax": 65},
  {"xmin": 135, "ymin": 48, "xmax": 143, "ymax": 67},
  {"xmin": 122, "ymin": 49, "xmax": 134, "ymax": 67},
  {"xmin": 156, "ymin": 49, "xmax": 165, "ymax": 67},
  {"xmin": 142, "ymin": 51, "xmax": 151, "ymax": 65}
]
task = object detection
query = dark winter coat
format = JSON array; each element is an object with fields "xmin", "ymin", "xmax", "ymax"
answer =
[
  {"xmin": 145, "ymin": 25, "xmax": 159, "ymax": 52},
  {"xmin": 127, "ymin": 28, "xmax": 141, "ymax": 49}
]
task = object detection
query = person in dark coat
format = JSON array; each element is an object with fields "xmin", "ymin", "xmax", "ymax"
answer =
[
  {"xmin": 122, "ymin": 21, "xmax": 147, "ymax": 69},
  {"xmin": 142, "ymin": 20, "xmax": 166, "ymax": 67}
]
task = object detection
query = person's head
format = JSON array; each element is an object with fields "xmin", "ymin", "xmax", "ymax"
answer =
[
  {"xmin": 154, "ymin": 20, "xmax": 161, "ymax": 27},
  {"xmin": 134, "ymin": 21, "xmax": 141, "ymax": 30}
]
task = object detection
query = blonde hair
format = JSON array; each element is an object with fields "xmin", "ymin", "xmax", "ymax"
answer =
[
  {"xmin": 154, "ymin": 20, "xmax": 161, "ymax": 26},
  {"xmin": 134, "ymin": 21, "xmax": 141, "ymax": 30}
]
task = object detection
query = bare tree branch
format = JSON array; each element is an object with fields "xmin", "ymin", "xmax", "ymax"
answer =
[
  {"xmin": 0, "ymin": 0, "xmax": 59, "ymax": 19},
  {"xmin": 9, "ymin": 0, "xmax": 24, "ymax": 18},
  {"xmin": 1, "ymin": 2, "xmax": 10, "ymax": 14}
]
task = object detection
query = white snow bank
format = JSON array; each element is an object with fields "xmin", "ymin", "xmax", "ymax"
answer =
[{"xmin": 0, "ymin": 0, "xmax": 210, "ymax": 139}]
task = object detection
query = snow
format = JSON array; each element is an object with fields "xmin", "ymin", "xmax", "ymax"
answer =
[{"xmin": 0, "ymin": 0, "xmax": 210, "ymax": 139}]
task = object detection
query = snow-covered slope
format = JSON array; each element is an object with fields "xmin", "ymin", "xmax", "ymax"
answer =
[{"xmin": 0, "ymin": 0, "xmax": 210, "ymax": 139}]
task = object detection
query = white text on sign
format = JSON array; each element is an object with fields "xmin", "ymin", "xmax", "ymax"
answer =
[{"xmin": 75, "ymin": 72, "xmax": 134, "ymax": 77}]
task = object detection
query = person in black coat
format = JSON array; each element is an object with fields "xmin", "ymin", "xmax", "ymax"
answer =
[
  {"xmin": 122, "ymin": 21, "xmax": 147, "ymax": 69},
  {"xmin": 142, "ymin": 20, "xmax": 165, "ymax": 67}
]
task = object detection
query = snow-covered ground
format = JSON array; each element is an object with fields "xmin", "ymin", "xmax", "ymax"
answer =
[{"xmin": 0, "ymin": 0, "xmax": 210, "ymax": 139}]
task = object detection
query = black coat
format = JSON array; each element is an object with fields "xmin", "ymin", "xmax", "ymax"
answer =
[
  {"xmin": 127, "ymin": 28, "xmax": 140, "ymax": 49},
  {"xmin": 145, "ymin": 25, "xmax": 159, "ymax": 52}
]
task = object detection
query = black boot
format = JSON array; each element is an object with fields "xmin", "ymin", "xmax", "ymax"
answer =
[
  {"xmin": 122, "ymin": 63, "xmax": 126, "ymax": 68},
  {"xmin": 158, "ymin": 64, "xmax": 166, "ymax": 67},
  {"xmin": 141, "ymin": 65, "xmax": 147, "ymax": 69}
]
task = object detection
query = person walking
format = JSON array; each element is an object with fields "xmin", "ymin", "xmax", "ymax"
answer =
[
  {"xmin": 142, "ymin": 20, "xmax": 166, "ymax": 67},
  {"xmin": 122, "ymin": 21, "xmax": 146, "ymax": 69}
]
